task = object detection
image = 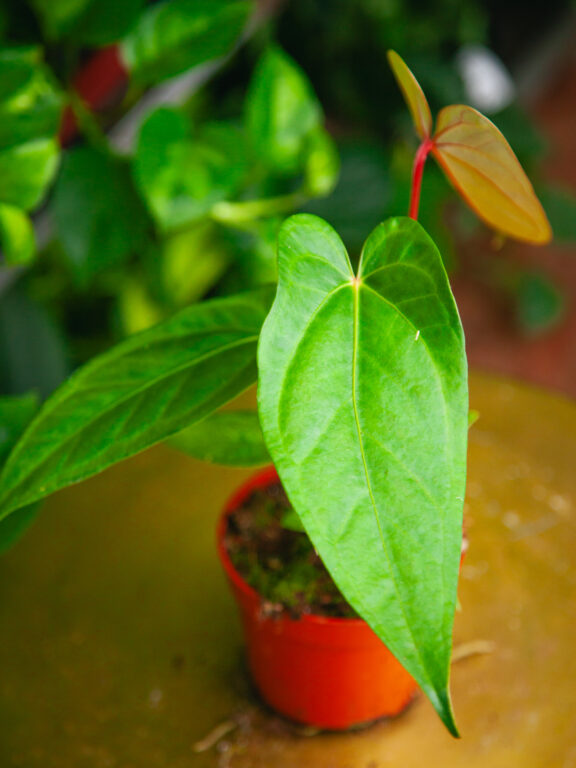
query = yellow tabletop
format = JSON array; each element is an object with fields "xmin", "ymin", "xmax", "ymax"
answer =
[{"xmin": 0, "ymin": 371, "xmax": 575, "ymax": 767}]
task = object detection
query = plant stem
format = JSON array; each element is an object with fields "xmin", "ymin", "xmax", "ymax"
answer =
[
  {"xmin": 211, "ymin": 190, "xmax": 307, "ymax": 226},
  {"xmin": 409, "ymin": 138, "xmax": 433, "ymax": 220},
  {"xmin": 67, "ymin": 88, "xmax": 111, "ymax": 154}
]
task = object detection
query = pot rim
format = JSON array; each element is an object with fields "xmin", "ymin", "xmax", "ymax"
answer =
[{"xmin": 217, "ymin": 464, "xmax": 368, "ymax": 628}]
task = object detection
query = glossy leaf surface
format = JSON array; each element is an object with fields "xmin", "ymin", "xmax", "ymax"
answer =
[
  {"xmin": 258, "ymin": 214, "xmax": 468, "ymax": 733},
  {"xmin": 121, "ymin": 0, "xmax": 251, "ymax": 86},
  {"xmin": 169, "ymin": 410, "xmax": 269, "ymax": 466},
  {"xmin": 246, "ymin": 47, "xmax": 322, "ymax": 174},
  {"xmin": 433, "ymin": 105, "xmax": 552, "ymax": 244},
  {"xmin": 0, "ymin": 288, "xmax": 273, "ymax": 519},
  {"xmin": 387, "ymin": 50, "xmax": 432, "ymax": 139}
]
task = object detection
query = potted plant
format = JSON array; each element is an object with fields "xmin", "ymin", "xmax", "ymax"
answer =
[{"xmin": 0, "ymin": 52, "xmax": 550, "ymax": 737}]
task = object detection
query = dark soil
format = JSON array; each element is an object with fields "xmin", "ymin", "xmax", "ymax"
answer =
[{"xmin": 224, "ymin": 482, "xmax": 358, "ymax": 619}]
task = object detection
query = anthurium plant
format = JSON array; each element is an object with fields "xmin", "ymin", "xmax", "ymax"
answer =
[{"xmin": 0, "ymin": 53, "xmax": 550, "ymax": 735}]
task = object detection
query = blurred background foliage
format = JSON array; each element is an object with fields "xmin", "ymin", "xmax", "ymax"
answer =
[{"xmin": 0, "ymin": 0, "xmax": 575, "ymax": 421}]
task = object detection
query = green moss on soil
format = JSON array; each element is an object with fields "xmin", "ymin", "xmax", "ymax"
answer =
[{"xmin": 224, "ymin": 482, "xmax": 358, "ymax": 619}]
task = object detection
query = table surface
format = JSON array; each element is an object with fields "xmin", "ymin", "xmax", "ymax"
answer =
[{"xmin": 0, "ymin": 372, "xmax": 575, "ymax": 767}]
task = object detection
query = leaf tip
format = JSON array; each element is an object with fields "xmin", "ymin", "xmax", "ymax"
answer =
[
  {"xmin": 428, "ymin": 684, "xmax": 460, "ymax": 738},
  {"xmin": 387, "ymin": 50, "xmax": 432, "ymax": 139}
]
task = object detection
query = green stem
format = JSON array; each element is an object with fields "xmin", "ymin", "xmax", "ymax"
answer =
[
  {"xmin": 211, "ymin": 191, "xmax": 307, "ymax": 226},
  {"xmin": 67, "ymin": 89, "xmax": 111, "ymax": 154}
]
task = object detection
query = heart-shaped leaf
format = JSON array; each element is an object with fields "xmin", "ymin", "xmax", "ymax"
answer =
[
  {"xmin": 258, "ymin": 214, "xmax": 468, "ymax": 734},
  {"xmin": 387, "ymin": 50, "xmax": 432, "ymax": 139},
  {"xmin": 432, "ymin": 105, "xmax": 552, "ymax": 244},
  {"xmin": 0, "ymin": 287, "xmax": 273, "ymax": 520}
]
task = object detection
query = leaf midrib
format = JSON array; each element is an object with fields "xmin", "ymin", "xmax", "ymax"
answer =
[{"xmin": 351, "ymin": 279, "xmax": 435, "ymax": 689}]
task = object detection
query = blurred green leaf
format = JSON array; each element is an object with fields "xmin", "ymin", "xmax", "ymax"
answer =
[
  {"xmin": 117, "ymin": 276, "xmax": 164, "ymax": 336},
  {"xmin": 246, "ymin": 47, "xmax": 322, "ymax": 175},
  {"xmin": 29, "ymin": 0, "xmax": 90, "ymax": 39},
  {"xmin": 515, "ymin": 272, "xmax": 564, "ymax": 336},
  {"xmin": 538, "ymin": 185, "xmax": 576, "ymax": 244},
  {"xmin": 53, "ymin": 147, "xmax": 152, "ymax": 285},
  {"xmin": 218, "ymin": 218, "xmax": 280, "ymax": 293},
  {"xmin": 0, "ymin": 503, "xmax": 38, "ymax": 555},
  {"xmin": 0, "ymin": 48, "xmax": 62, "ymax": 148},
  {"xmin": 0, "ymin": 48, "xmax": 61, "ymax": 212},
  {"xmin": 0, "ymin": 393, "xmax": 40, "ymax": 554},
  {"xmin": 0, "ymin": 284, "xmax": 70, "ymax": 398},
  {"xmin": 121, "ymin": 0, "xmax": 251, "ymax": 86},
  {"xmin": 0, "ymin": 286, "xmax": 273, "ymax": 518},
  {"xmin": 30, "ymin": 0, "xmax": 145, "ymax": 44},
  {"xmin": 0, "ymin": 137, "xmax": 59, "ymax": 211},
  {"xmin": 468, "ymin": 409, "xmax": 479, "ymax": 428},
  {"xmin": 169, "ymin": 410, "xmax": 269, "ymax": 465},
  {"xmin": 280, "ymin": 507, "xmax": 305, "ymax": 533},
  {"xmin": 0, "ymin": 203, "xmax": 35, "ymax": 265},
  {"xmin": 0, "ymin": 393, "xmax": 40, "ymax": 464},
  {"xmin": 134, "ymin": 108, "xmax": 247, "ymax": 231},
  {"xmin": 162, "ymin": 221, "xmax": 231, "ymax": 305},
  {"xmin": 303, "ymin": 128, "xmax": 340, "ymax": 197}
]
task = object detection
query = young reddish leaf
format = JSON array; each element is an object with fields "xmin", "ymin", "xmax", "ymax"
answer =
[
  {"xmin": 432, "ymin": 105, "xmax": 552, "ymax": 244},
  {"xmin": 387, "ymin": 50, "xmax": 432, "ymax": 140}
]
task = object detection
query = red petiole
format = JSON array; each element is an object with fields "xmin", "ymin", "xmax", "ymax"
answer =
[{"xmin": 409, "ymin": 137, "xmax": 434, "ymax": 221}]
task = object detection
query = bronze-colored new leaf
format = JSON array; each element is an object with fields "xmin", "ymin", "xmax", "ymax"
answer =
[
  {"xmin": 432, "ymin": 105, "xmax": 552, "ymax": 244},
  {"xmin": 387, "ymin": 50, "xmax": 432, "ymax": 139}
]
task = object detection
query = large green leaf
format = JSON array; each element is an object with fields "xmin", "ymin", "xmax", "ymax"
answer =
[
  {"xmin": 0, "ymin": 287, "xmax": 273, "ymax": 520},
  {"xmin": 53, "ymin": 147, "xmax": 152, "ymax": 284},
  {"xmin": 121, "ymin": 0, "xmax": 252, "ymax": 86},
  {"xmin": 258, "ymin": 214, "xmax": 468, "ymax": 734},
  {"xmin": 246, "ymin": 47, "xmax": 322, "ymax": 175},
  {"xmin": 169, "ymin": 410, "xmax": 269, "ymax": 466}
]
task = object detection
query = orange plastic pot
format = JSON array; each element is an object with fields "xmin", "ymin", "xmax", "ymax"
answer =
[{"xmin": 217, "ymin": 466, "xmax": 419, "ymax": 730}]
